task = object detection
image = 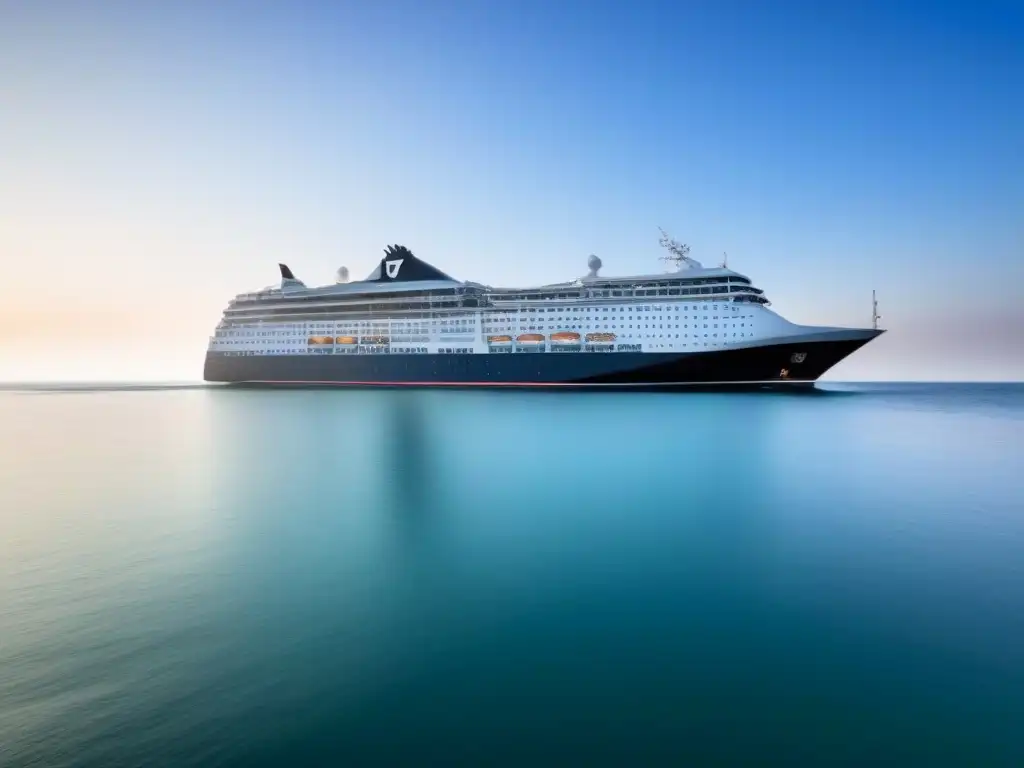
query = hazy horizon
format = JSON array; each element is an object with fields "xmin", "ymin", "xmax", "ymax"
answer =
[{"xmin": 3, "ymin": 0, "xmax": 1021, "ymax": 382}]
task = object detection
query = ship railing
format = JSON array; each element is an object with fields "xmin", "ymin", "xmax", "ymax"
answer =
[{"xmin": 487, "ymin": 286, "xmax": 746, "ymax": 305}]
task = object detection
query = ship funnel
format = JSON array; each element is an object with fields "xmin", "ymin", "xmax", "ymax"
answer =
[{"xmin": 278, "ymin": 263, "xmax": 306, "ymax": 290}]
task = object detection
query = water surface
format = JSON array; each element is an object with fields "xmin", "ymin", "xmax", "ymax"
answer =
[{"xmin": 2, "ymin": 383, "xmax": 1022, "ymax": 766}]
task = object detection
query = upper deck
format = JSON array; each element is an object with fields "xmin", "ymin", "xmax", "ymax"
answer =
[{"xmin": 222, "ymin": 243, "xmax": 770, "ymax": 322}]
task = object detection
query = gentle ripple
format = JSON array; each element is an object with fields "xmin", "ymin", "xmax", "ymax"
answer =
[{"xmin": 1, "ymin": 383, "xmax": 1022, "ymax": 766}]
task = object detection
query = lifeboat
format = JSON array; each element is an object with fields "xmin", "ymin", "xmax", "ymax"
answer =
[
  {"xmin": 487, "ymin": 335, "xmax": 513, "ymax": 344},
  {"xmin": 550, "ymin": 331, "xmax": 581, "ymax": 344},
  {"xmin": 516, "ymin": 333, "xmax": 545, "ymax": 344},
  {"xmin": 360, "ymin": 336, "xmax": 390, "ymax": 345},
  {"xmin": 335, "ymin": 336, "xmax": 357, "ymax": 345},
  {"xmin": 585, "ymin": 332, "xmax": 617, "ymax": 343},
  {"xmin": 307, "ymin": 335, "xmax": 334, "ymax": 345}
]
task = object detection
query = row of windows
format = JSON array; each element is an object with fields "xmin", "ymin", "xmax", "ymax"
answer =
[
  {"xmin": 484, "ymin": 324, "xmax": 752, "ymax": 333},
  {"xmin": 489, "ymin": 303, "xmax": 736, "ymax": 315},
  {"xmin": 215, "ymin": 307, "xmax": 761, "ymax": 345},
  {"xmin": 218, "ymin": 342, "xmax": 736, "ymax": 357},
  {"xmin": 281, "ymin": 346, "xmax": 473, "ymax": 355},
  {"xmin": 493, "ymin": 287, "xmax": 736, "ymax": 302},
  {"xmin": 234, "ymin": 288, "xmax": 463, "ymax": 305},
  {"xmin": 236, "ymin": 277, "xmax": 754, "ymax": 308},
  {"xmin": 226, "ymin": 295, "xmax": 760, "ymax": 321},
  {"xmin": 212, "ymin": 326, "xmax": 758, "ymax": 349},
  {"xmin": 331, "ymin": 345, "xmax": 428, "ymax": 355},
  {"xmin": 488, "ymin": 279, "xmax": 756, "ymax": 303},
  {"xmin": 222, "ymin": 303, "xmax": 753, "ymax": 333},
  {"xmin": 220, "ymin": 317, "xmax": 477, "ymax": 334},
  {"xmin": 227, "ymin": 300, "xmax": 466, "ymax": 318}
]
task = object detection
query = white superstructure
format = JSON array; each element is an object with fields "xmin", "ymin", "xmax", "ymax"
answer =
[{"xmin": 207, "ymin": 243, "xmax": 859, "ymax": 359}]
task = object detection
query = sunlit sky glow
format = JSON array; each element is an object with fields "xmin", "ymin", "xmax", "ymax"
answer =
[{"xmin": 2, "ymin": 0, "xmax": 1021, "ymax": 381}]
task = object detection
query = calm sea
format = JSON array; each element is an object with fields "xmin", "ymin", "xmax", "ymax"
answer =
[{"xmin": 1, "ymin": 383, "xmax": 1023, "ymax": 766}]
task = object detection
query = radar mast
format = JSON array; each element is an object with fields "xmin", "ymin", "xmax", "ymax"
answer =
[{"xmin": 657, "ymin": 227, "xmax": 703, "ymax": 270}]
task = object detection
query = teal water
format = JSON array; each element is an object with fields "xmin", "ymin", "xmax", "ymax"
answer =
[{"xmin": 1, "ymin": 383, "xmax": 1023, "ymax": 766}]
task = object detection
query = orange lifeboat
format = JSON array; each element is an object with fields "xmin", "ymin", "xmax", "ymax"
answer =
[
  {"xmin": 487, "ymin": 335, "xmax": 513, "ymax": 344},
  {"xmin": 585, "ymin": 332, "xmax": 617, "ymax": 343},
  {"xmin": 307, "ymin": 335, "xmax": 334, "ymax": 345},
  {"xmin": 550, "ymin": 331, "xmax": 581, "ymax": 344},
  {"xmin": 516, "ymin": 333, "xmax": 545, "ymax": 344},
  {"xmin": 335, "ymin": 336, "xmax": 357, "ymax": 345}
]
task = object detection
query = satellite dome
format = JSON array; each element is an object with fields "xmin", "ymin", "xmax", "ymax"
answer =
[
  {"xmin": 335, "ymin": 266, "xmax": 350, "ymax": 284},
  {"xmin": 587, "ymin": 254, "xmax": 602, "ymax": 277}
]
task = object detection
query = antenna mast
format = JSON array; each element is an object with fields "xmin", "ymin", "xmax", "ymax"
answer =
[
  {"xmin": 657, "ymin": 227, "xmax": 697, "ymax": 269},
  {"xmin": 872, "ymin": 290, "xmax": 882, "ymax": 330}
]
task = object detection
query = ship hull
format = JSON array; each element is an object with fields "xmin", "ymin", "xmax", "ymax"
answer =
[{"xmin": 204, "ymin": 330, "xmax": 881, "ymax": 388}]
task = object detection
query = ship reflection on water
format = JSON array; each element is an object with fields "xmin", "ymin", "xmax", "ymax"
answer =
[{"xmin": 382, "ymin": 392, "xmax": 437, "ymax": 518}]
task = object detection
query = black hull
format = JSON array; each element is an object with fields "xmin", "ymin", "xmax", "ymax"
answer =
[{"xmin": 204, "ymin": 332, "xmax": 881, "ymax": 389}]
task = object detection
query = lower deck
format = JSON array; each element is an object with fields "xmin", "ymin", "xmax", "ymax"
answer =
[{"xmin": 204, "ymin": 332, "xmax": 881, "ymax": 387}]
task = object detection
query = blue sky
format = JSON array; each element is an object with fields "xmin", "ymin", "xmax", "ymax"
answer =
[{"xmin": 1, "ymin": 0, "xmax": 1021, "ymax": 379}]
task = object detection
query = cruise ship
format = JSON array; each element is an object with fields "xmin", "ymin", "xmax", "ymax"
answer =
[{"xmin": 203, "ymin": 234, "xmax": 884, "ymax": 388}]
